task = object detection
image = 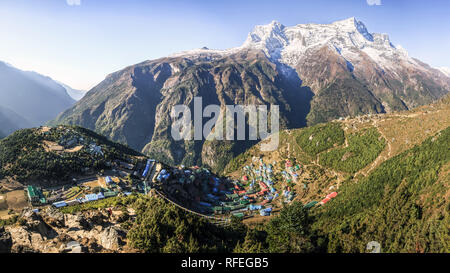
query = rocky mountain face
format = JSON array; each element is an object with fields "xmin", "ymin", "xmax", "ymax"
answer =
[
  {"xmin": 52, "ymin": 50, "xmax": 311, "ymax": 171},
  {"xmin": 0, "ymin": 61, "xmax": 75, "ymax": 129},
  {"xmin": 52, "ymin": 18, "xmax": 450, "ymax": 172}
]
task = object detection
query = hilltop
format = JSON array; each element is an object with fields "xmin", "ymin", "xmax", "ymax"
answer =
[{"xmin": 0, "ymin": 125, "xmax": 143, "ymax": 188}]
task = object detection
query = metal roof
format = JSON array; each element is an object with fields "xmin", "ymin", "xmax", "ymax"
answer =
[
  {"xmin": 27, "ymin": 186, "xmax": 38, "ymax": 198},
  {"xmin": 53, "ymin": 201, "xmax": 67, "ymax": 208}
]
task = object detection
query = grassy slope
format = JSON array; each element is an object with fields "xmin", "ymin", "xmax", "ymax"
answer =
[{"xmin": 313, "ymin": 127, "xmax": 449, "ymax": 253}]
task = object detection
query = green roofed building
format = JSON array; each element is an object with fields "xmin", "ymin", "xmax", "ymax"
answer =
[
  {"xmin": 27, "ymin": 186, "xmax": 45, "ymax": 205},
  {"xmin": 304, "ymin": 201, "xmax": 318, "ymax": 209},
  {"xmin": 240, "ymin": 199, "xmax": 250, "ymax": 205},
  {"xmin": 232, "ymin": 212, "xmax": 244, "ymax": 219},
  {"xmin": 225, "ymin": 193, "xmax": 239, "ymax": 199},
  {"xmin": 104, "ymin": 191, "xmax": 118, "ymax": 198},
  {"xmin": 212, "ymin": 206, "xmax": 224, "ymax": 214}
]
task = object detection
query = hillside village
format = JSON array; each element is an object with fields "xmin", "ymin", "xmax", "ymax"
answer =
[{"xmin": 1, "ymin": 125, "xmax": 298, "ymax": 229}]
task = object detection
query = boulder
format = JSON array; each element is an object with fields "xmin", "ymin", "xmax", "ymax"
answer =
[
  {"xmin": 20, "ymin": 209, "xmax": 56, "ymax": 238},
  {"xmin": 64, "ymin": 241, "xmax": 86, "ymax": 253},
  {"xmin": 65, "ymin": 213, "xmax": 90, "ymax": 230},
  {"xmin": 7, "ymin": 227, "xmax": 36, "ymax": 253},
  {"xmin": 44, "ymin": 207, "xmax": 65, "ymax": 227},
  {"xmin": 84, "ymin": 210, "xmax": 107, "ymax": 227},
  {"xmin": 100, "ymin": 226, "xmax": 124, "ymax": 250}
]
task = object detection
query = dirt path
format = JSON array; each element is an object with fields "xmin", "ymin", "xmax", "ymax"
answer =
[
  {"xmin": 287, "ymin": 142, "xmax": 291, "ymax": 158},
  {"xmin": 355, "ymin": 120, "xmax": 392, "ymax": 178}
]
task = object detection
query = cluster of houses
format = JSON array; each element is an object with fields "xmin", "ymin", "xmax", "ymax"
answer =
[
  {"xmin": 242, "ymin": 157, "xmax": 301, "ymax": 205},
  {"xmin": 58, "ymin": 129, "xmax": 84, "ymax": 148},
  {"xmin": 51, "ymin": 189, "xmax": 122, "ymax": 208},
  {"xmin": 25, "ymin": 151, "xmax": 339, "ymax": 220},
  {"xmin": 152, "ymin": 158, "xmax": 301, "ymax": 219},
  {"xmin": 25, "ymin": 157, "xmax": 148, "ymax": 209},
  {"xmin": 240, "ymin": 156, "xmax": 338, "ymax": 212},
  {"xmin": 57, "ymin": 128, "xmax": 104, "ymax": 156}
]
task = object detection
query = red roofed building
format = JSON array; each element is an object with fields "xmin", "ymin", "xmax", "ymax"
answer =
[
  {"xmin": 320, "ymin": 197, "xmax": 331, "ymax": 205},
  {"xmin": 326, "ymin": 192, "xmax": 338, "ymax": 199},
  {"xmin": 257, "ymin": 188, "xmax": 269, "ymax": 196},
  {"xmin": 259, "ymin": 181, "xmax": 268, "ymax": 190}
]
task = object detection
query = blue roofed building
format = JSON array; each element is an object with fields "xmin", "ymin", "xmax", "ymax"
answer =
[
  {"xmin": 105, "ymin": 176, "xmax": 113, "ymax": 184},
  {"xmin": 53, "ymin": 201, "xmax": 67, "ymax": 208},
  {"xmin": 83, "ymin": 193, "xmax": 99, "ymax": 203}
]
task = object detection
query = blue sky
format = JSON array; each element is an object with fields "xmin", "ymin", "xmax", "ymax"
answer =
[{"xmin": 0, "ymin": 0, "xmax": 449, "ymax": 90}]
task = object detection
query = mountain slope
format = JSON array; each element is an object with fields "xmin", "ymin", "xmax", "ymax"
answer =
[
  {"xmin": 0, "ymin": 62, "xmax": 75, "ymax": 127},
  {"xmin": 224, "ymin": 95, "xmax": 450, "ymax": 252},
  {"xmin": 53, "ymin": 50, "xmax": 312, "ymax": 170},
  {"xmin": 314, "ymin": 126, "xmax": 449, "ymax": 252},
  {"xmin": 52, "ymin": 18, "xmax": 450, "ymax": 172}
]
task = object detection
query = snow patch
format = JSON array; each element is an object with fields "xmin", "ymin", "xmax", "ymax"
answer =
[{"xmin": 437, "ymin": 67, "xmax": 450, "ymax": 77}]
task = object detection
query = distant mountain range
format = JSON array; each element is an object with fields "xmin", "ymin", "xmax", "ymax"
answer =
[
  {"xmin": 51, "ymin": 17, "xmax": 450, "ymax": 172},
  {"xmin": 0, "ymin": 61, "xmax": 82, "ymax": 136},
  {"xmin": 56, "ymin": 81, "xmax": 87, "ymax": 101}
]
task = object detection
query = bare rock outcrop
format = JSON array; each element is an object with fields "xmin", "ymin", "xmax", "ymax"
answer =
[
  {"xmin": 4, "ymin": 207, "xmax": 130, "ymax": 253},
  {"xmin": 100, "ymin": 226, "xmax": 125, "ymax": 250},
  {"xmin": 43, "ymin": 207, "xmax": 65, "ymax": 228}
]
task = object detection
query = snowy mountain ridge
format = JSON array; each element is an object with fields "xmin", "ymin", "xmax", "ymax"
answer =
[
  {"xmin": 241, "ymin": 17, "xmax": 419, "ymax": 72},
  {"xmin": 170, "ymin": 17, "xmax": 433, "ymax": 77}
]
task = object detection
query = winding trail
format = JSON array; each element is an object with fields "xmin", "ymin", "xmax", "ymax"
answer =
[{"xmin": 355, "ymin": 120, "xmax": 392, "ymax": 178}]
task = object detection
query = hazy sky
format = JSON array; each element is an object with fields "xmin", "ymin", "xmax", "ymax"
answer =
[{"xmin": 0, "ymin": 0, "xmax": 449, "ymax": 90}]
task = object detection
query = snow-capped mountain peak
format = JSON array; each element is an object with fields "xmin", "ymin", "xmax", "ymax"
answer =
[
  {"xmin": 242, "ymin": 20, "xmax": 288, "ymax": 59},
  {"xmin": 168, "ymin": 17, "xmax": 442, "ymax": 83},
  {"xmin": 331, "ymin": 17, "xmax": 371, "ymax": 39},
  {"xmin": 239, "ymin": 17, "xmax": 420, "ymax": 73}
]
